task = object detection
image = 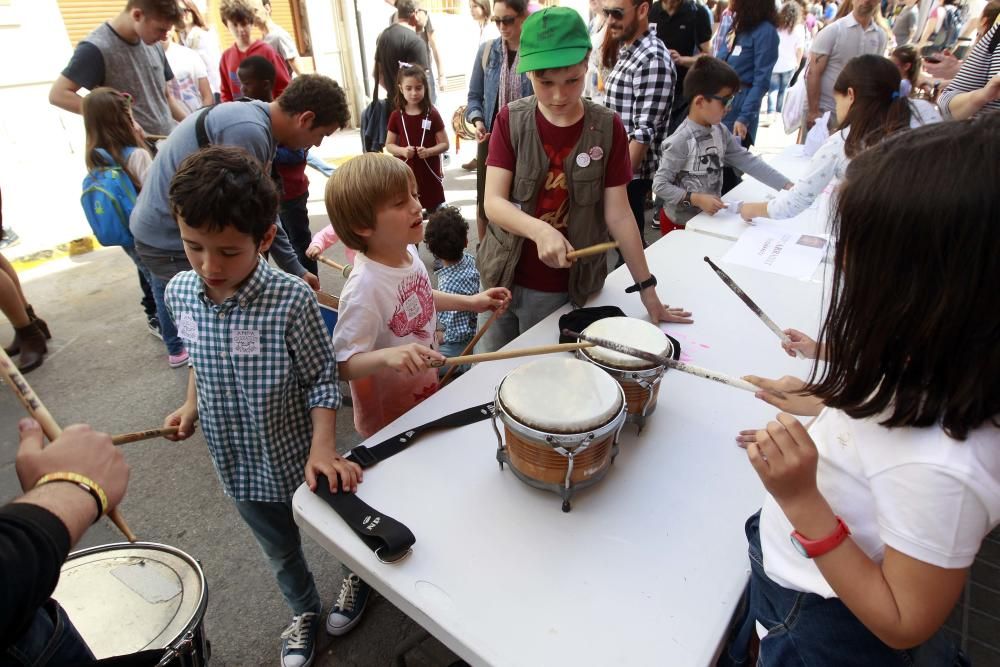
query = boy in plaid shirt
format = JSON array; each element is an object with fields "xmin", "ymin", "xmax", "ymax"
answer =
[
  {"xmin": 161, "ymin": 146, "xmax": 361, "ymax": 667},
  {"xmin": 424, "ymin": 206, "xmax": 479, "ymax": 377}
]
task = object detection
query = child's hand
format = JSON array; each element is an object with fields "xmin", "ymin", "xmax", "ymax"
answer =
[
  {"xmin": 383, "ymin": 343, "xmax": 443, "ymax": 375},
  {"xmin": 740, "ymin": 375, "xmax": 825, "ymax": 417},
  {"xmin": 691, "ymin": 193, "xmax": 726, "ymax": 215},
  {"xmin": 534, "ymin": 226, "xmax": 574, "ymax": 269},
  {"xmin": 639, "ymin": 289, "xmax": 693, "ymax": 324},
  {"xmin": 740, "ymin": 201, "xmax": 769, "ymax": 222},
  {"xmin": 305, "ymin": 439, "xmax": 363, "ymax": 493},
  {"xmin": 473, "ymin": 287, "xmax": 511, "ymax": 313},
  {"xmin": 305, "ymin": 245, "xmax": 321, "ymax": 260},
  {"xmin": 163, "ymin": 403, "xmax": 198, "ymax": 441},
  {"xmin": 475, "ymin": 121, "xmax": 490, "ymax": 143},
  {"xmin": 416, "ymin": 146, "xmax": 429, "ymax": 159},
  {"xmin": 745, "ymin": 413, "xmax": 821, "ymax": 509},
  {"xmin": 782, "ymin": 328, "xmax": 819, "ymax": 359},
  {"xmin": 302, "ymin": 272, "xmax": 320, "ymax": 291},
  {"xmin": 406, "ymin": 146, "xmax": 417, "ymax": 160}
]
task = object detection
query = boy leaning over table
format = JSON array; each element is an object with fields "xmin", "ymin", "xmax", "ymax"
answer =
[{"xmin": 476, "ymin": 7, "xmax": 693, "ymax": 354}]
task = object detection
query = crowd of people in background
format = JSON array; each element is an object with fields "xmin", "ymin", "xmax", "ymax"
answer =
[{"xmin": 1, "ymin": 0, "xmax": 998, "ymax": 665}]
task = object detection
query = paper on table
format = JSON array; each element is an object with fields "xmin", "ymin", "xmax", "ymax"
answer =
[{"xmin": 721, "ymin": 221, "xmax": 829, "ymax": 279}]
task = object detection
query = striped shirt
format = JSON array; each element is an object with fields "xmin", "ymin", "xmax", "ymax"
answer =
[
  {"xmin": 604, "ymin": 25, "xmax": 675, "ymax": 181},
  {"xmin": 436, "ymin": 253, "xmax": 480, "ymax": 344},
  {"xmin": 939, "ymin": 24, "xmax": 1000, "ymax": 119},
  {"xmin": 165, "ymin": 257, "xmax": 341, "ymax": 502}
]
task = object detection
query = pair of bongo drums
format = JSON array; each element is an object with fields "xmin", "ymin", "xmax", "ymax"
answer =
[{"xmin": 492, "ymin": 317, "xmax": 673, "ymax": 511}]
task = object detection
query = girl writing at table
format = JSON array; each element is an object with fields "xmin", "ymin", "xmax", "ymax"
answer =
[
  {"xmin": 724, "ymin": 117, "xmax": 1000, "ymax": 666},
  {"xmin": 739, "ymin": 55, "xmax": 939, "ymax": 223}
]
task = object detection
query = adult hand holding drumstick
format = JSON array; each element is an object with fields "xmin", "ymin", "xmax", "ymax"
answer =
[{"xmin": 13, "ymin": 419, "xmax": 130, "ymax": 544}]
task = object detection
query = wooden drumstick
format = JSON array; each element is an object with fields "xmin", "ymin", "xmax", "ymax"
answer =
[
  {"xmin": 563, "ymin": 329, "xmax": 781, "ymax": 397},
  {"xmin": 112, "ymin": 426, "xmax": 179, "ymax": 446},
  {"xmin": 0, "ymin": 350, "xmax": 137, "ymax": 542},
  {"xmin": 317, "ymin": 255, "xmax": 352, "ymax": 278},
  {"xmin": 703, "ymin": 257, "xmax": 805, "ymax": 359},
  {"xmin": 314, "ymin": 289, "xmax": 340, "ymax": 310},
  {"xmin": 565, "ymin": 241, "xmax": 619, "ymax": 261},
  {"xmin": 429, "ymin": 342, "xmax": 593, "ymax": 368},
  {"xmin": 439, "ymin": 307, "xmax": 503, "ymax": 385}
]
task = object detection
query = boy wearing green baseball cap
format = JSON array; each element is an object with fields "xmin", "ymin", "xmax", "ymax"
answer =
[{"xmin": 475, "ymin": 7, "xmax": 692, "ymax": 353}]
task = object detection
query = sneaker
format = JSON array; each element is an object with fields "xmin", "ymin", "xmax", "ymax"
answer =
[
  {"xmin": 168, "ymin": 350, "xmax": 189, "ymax": 368},
  {"xmin": 326, "ymin": 573, "xmax": 371, "ymax": 636},
  {"xmin": 147, "ymin": 316, "xmax": 163, "ymax": 340},
  {"xmin": 280, "ymin": 612, "xmax": 318, "ymax": 667}
]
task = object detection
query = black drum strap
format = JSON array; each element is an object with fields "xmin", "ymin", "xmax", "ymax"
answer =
[{"xmin": 312, "ymin": 401, "xmax": 494, "ymax": 563}]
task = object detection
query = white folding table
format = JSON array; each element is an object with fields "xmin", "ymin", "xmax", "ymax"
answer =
[{"xmin": 294, "ymin": 231, "xmax": 826, "ymax": 666}]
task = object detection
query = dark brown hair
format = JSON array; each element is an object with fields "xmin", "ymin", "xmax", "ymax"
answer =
[
  {"xmin": 808, "ymin": 115, "xmax": 1000, "ymax": 440},
  {"xmin": 732, "ymin": 0, "xmax": 778, "ymax": 34},
  {"xmin": 219, "ymin": 0, "xmax": 256, "ymax": 26},
  {"xmin": 82, "ymin": 87, "xmax": 145, "ymax": 190},
  {"xmin": 277, "ymin": 74, "xmax": 352, "ymax": 129},
  {"xmin": 178, "ymin": 0, "xmax": 206, "ymax": 28},
  {"xmin": 833, "ymin": 55, "xmax": 912, "ymax": 158},
  {"xmin": 891, "ymin": 44, "xmax": 921, "ymax": 89},
  {"xmin": 777, "ymin": 0, "xmax": 802, "ymax": 30},
  {"xmin": 393, "ymin": 65, "xmax": 432, "ymax": 114},
  {"xmin": 169, "ymin": 146, "xmax": 278, "ymax": 243},
  {"xmin": 683, "ymin": 56, "xmax": 741, "ymax": 101},
  {"xmin": 424, "ymin": 207, "xmax": 469, "ymax": 262},
  {"xmin": 126, "ymin": 0, "xmax": 182, "ymax": 21}
]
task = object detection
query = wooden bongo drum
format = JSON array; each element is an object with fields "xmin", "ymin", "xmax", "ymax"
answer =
[
  {"xmin": 576, "ymin": 317, "xmax": 674, "ymax": 431},
  {"xmin": 492, "ymin": 358, "xmax": 626, "ymax": 512}
]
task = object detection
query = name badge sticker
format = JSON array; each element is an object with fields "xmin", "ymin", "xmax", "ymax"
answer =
[
  {"xmin": 732, "ymin": 45, "xmax": 743, "ymax": 57},
  {"xmin": 231, "ymin": 329, "xmax": 261, "ymax": 356},
  {"xmin": 178, "ymin": 313, "xmax": 199, "ymax": 343},
  {"xmin": 421, "ymin": 118, "xmax": 432, "ymax": 131}
]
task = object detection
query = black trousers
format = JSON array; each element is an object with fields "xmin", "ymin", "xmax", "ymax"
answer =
[
  {"xmin": 279, "ymin": 192, "xmax": 317, "ymax": 275},
  {"xmin": 626, "ymin": 178, "xmax": 652, "ymax": 249}
]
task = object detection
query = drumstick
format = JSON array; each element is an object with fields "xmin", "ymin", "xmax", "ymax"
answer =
[
  {"xmin": 439, "ymin": 307, "xmax": 502, "ymax": 385},
  {"xmin": 0, "ymin": 350, "xmax": 137, "ymax": 542},
  {"xmin": 317, "ymin": 255, "xmax": 352, "ymax": 278},
  {"xmin": 563, "ymin": 329, "xmax": 773, "ymax": 396},
  {"xmin": 145, "ymin": 134, "xmax": 168, "ymax": 141},
  {"xmin": 315, "ymin": 289, "xmax": 340, "ymax": 310},
  {"xmin": 111, "ymin": 426, "xmax": 179, "ymax": 446},
  {"xmin": 565, "ymin": 241, "xmax": 619, "ymax": 261},
  {"xmin": 428, "ymin": 342, "xmax": 593, "ymax": 368},
  {"xmin": 703, "ymin": 257, "xmax": 805, "ymax": 359}
]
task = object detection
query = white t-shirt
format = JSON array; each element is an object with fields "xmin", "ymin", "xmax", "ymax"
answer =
[
  {"xmin": 182, "ymin": 26, "xmax": 222, "ymax": 94},
  {"xmin": 775, "ymin": 24, "xmax": 806, "ymax": 74},
  {"xmin": 126, "ymin": 147, "xmax": 153, "ymax": 188},
  {"xmin": 333, "ymin": 246, "xmax": 439, "ymax": 437},
  {"xmin": 760, "ymin": 407, "xmax": 1000, "ymax": 599},
  {"xmin": 165, "ymin": 42, "xmax": 208, "ymax": 114},
  {"xmin": 263, "ymin": 24, "xmax": 299, "ymax": 72}
]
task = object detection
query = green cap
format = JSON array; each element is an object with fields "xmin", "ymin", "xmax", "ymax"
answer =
[{"xmin": 517, "ymin": 7, "xmax": 591, "ymax": 74}]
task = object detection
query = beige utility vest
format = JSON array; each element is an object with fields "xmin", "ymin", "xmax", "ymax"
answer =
[{"xmin": 477, "ymin": 96, "xmax": 617, "ymax": 306}]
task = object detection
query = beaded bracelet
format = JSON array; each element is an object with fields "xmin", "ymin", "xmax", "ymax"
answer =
[{"xmin": 34, "ymin": 472, "xmax": 109, "ymax": 524}]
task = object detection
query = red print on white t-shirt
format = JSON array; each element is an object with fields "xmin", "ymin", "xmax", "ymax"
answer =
[{"xmin": 387, "ymin": 273, "xmax": 434, "ymax": 339}]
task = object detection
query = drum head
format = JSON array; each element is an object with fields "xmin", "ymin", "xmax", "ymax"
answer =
[
  {"xmin": 581, "ymin": 317, "xmax": 671, "ymax": 369},
  {"xmin": 499, "ymin": 357, "xmax": 622, "ymax": 433},
  {"xmin": 52, "ymin": 543, "xmax": 206, "ymax": 659}
]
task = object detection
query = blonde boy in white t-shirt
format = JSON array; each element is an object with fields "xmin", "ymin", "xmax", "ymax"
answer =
[{"xmin": 327, "ymin": 153, "xmax": 510, "ymax": 438}]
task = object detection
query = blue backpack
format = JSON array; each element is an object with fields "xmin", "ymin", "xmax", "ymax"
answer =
[{"xmin": 80, "ymin": 147, "xmax": 138, "ymax": 247}]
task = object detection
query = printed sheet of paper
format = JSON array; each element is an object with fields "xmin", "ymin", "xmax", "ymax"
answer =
[{"xmin": 721, "ymin": 221, "xmax": 829, "ymax": 280}]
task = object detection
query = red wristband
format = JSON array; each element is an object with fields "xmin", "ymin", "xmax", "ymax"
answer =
[{"xmin": 790, "ymin": 515, "xmax": 851, "ymax": 559}]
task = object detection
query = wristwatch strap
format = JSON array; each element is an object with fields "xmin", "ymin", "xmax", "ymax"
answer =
[
  {"xmin": 790, "ymin": 516, "xmax": 851, "ymax": 558},
  {"xmin": 625, "ymin": 274, "xmax": 658, "ymax": 294}
]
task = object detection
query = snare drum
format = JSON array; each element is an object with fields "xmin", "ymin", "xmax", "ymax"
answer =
[
  {"xmin": 577, "ymin": 317, "xmax": 674, "ymax": 430},
  {"xmin": 492, "ymin": 357, "xmax": 626, "ymax": 512},
  {"xmin": 52, "ymin": 543, "xmax": 209, "ymax": 666}
]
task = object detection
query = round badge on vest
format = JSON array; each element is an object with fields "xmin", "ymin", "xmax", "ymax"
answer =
[
  {"xmin": 576, "ymin": 152, "xmax": 591, "ymax": 168},
  {"xmin": 588, "ymin": 146, "xmax": 604, "ymax": 161}
]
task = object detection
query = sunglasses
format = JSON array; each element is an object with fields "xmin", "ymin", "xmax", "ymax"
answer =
[
  {"xmin": 491, "ymin": 15, "xmax": 517, "ymax": 26},
  {"xmin": 602, "ymin": 7, "xmax": 627, "ymax": 19},
  {"xmin": 707, "ymin": 94, "xmax": 735, "ymax": 110}
]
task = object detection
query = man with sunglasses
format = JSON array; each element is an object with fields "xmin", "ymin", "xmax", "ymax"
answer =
[
  {"xmin": 602, "ymin": 0, "xmax": 675, "ymax": 244},
  {"xmin": 50, "ymin": 0, "xmax": 189, "ymax": 137}
]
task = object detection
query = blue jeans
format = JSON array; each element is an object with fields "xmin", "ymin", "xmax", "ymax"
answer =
[
  {"xmin": 233, "ymin": 498, "xmax": 322, "ymax": 616},
  {"xmin": 767, "ymin": 70, "xmax": 793, "ymax": 114},
  {"xmin": 1, "ymin": 600, "xmax": 94, "ymax": 667},
  {"xmin": 122, "ymin": 245, "xmax": 184, "ymax": 356},
  {"xmin": 439, "ymin": 337, "xmax": 473, "ymax": 377},
  {"xmin": 721, "ymin": 512, "xmax": 969, "ymax": 667},
  {"xmin": 475, "ymin": 285, "xmax": 570, "ymax": 354}
]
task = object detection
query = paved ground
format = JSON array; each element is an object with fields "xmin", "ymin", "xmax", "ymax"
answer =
[{"xmin": 0, "ymin": 111, "xmax": 794, "ymax": 665}]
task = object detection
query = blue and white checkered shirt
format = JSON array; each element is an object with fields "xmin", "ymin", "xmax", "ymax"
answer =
[
  {"xmin": 436, "ymin": 253, "xmax": 479, "ymax": 344},
  {"xmin": 604, "ymin": 25, "xmax": 675, "ymax": 181},
  {"xmin": 165, "ymin": 257, "xmax": 341, "ymax": 502}
]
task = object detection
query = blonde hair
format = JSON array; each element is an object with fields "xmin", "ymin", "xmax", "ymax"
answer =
[{"xmin": 324, "ymin": 153, "xmax": 415, "ymax": 253}]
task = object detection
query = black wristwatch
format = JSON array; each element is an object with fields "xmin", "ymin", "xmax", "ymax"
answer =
[
  {"xmin": 680, "ymin": 191, "xmax": 693, "ymax": 208},
  {"xmin": 625, "ymin": 274, "xmax": 657, "ymax": 294}
]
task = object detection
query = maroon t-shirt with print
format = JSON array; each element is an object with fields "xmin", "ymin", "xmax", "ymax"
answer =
[{"xmin": 486, "ymin": 106, "xmax": 632, "ymax": 293}]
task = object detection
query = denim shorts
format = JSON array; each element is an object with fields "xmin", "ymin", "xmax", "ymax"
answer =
[{"xmin": 721, "ymin": 511, "xmax": 968, "ymax": 667}]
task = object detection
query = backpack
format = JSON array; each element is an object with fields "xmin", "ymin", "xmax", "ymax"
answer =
[
  {"xmin": 80, "ymin": 147, "xmax": 138, "ymax": 247},
  {"xmin": 931, "ymin": 4, "xmax": 965, "ymax": 51}
]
